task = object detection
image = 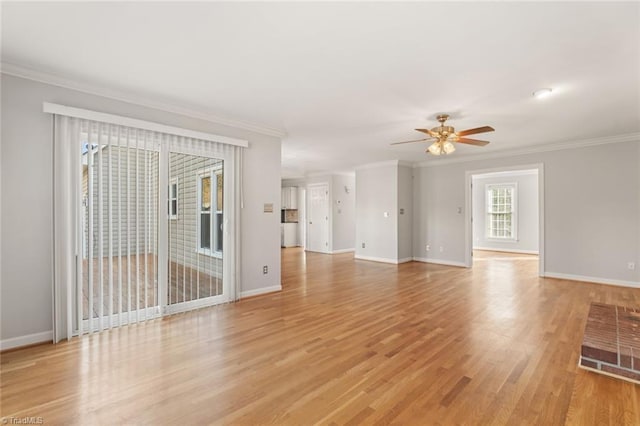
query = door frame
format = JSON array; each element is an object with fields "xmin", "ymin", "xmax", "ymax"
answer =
[{"xmin": 464, "ymin": 163, "xmax": 545, "ymax": 276}]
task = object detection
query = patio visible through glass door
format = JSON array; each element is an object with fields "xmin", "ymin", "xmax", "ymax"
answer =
[{"xmin": 166, "ymin": 152, "xmax": 225, "ymax": 313}]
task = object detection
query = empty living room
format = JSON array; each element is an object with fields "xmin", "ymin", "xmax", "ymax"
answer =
[{"xmin": 1, "ymin": 2, "xmax": 639, "ymax": 425}]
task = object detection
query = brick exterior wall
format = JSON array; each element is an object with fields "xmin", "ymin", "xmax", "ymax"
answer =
[{"xmin": 580, "ymin": 302, "xmax": 640, "ymax": 384}]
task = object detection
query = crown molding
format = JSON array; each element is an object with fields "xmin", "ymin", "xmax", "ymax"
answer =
[
  {"xmin": 414, "ymin": 132, "xmax": 640, "ymax": 168},
  {"xmin": 471, "ymin": 168, "xmax": 538, "ymax": 179},
  {"xmin": 355, "ymin": 159, "xmax": 413, "ymax": 171},
  {"xmin": 1, "ymin": 62, "xmax": 287, "ymax": 139}
]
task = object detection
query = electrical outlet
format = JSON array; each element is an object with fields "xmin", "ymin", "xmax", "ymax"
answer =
[
  {"xmin": 439, "ymin": 246, "xmax": 444, "ymax": 253},
  {"xmin": 263, "ymin": 265, "xmax": 268, "ymax": 274},
  {"xmin": 628, "ymin": 262, "xmax": 636, "ymax": 271},
  {"xmin": 362, "ymin": 242, "xmax": 366, "ymax": 248},
  {"xmin": 426, "ymin": 245, "xmax": 430, "ymax": 251}
]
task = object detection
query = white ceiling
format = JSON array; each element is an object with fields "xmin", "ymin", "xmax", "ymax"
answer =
[{"xmin": 2, "ymin": 2, "xmax": 639, "ymax": 178}]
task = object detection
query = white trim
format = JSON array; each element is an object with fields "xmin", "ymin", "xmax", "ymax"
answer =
[
  {"xmin": 472, "ymin": 169, "xmax": 538, "ymax": 179},
  {"xmin": 44, "ymin": 102, "xmax": 249, "ymax": 147},
  {"xmin": 1, "ymin": 62, "xmax": 285, "ymax": 138},
  {"xmin": 240, "ymin": 285, "xmax": 282, "ymax": 299},
  {"xmin": 465, "ymin": 163, "xmax": 545, "ymax": 276},
  {"xmin": 331, "ymin": 248, "xmax": 355, "ymax": 254},
  {"xmin": 415, "ymin": 133, "xmax": 640, "ymax": 168},
  {"xmin": 355, "ymin": 159, "xmax": 413, "ymax": 171},
  {"xmin": 578, "ymin": 359, "xmax": 640, "ymax": 386},
  {"xmin": 412, "ymin": 257, "xmax": 468, "ymax": 268},
  {"xmin": 473, "ymin": 247, "xmax": 539, "ymax": 255},
  {"xmin": 0, "ymin": 331, "xmax": 53, "ymax": 351},
  {"xmin": 169, "ymin": 177, "xmax": 179, "ymax": 220},
  {"xmin": 354, "ymin": 255, "xmax": 411, "ymax": 264},
  {"xmin": 164, "ymin": 294, "xmax": 229, "ymax": 315},
  {"xmin": 544, "ymin": 272, "xmax": 640, "ymax": 288}
]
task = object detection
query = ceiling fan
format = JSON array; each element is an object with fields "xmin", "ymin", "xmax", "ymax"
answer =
[{"xmin": 391, "ymin": 114, "xmax": 494, "ymax": 155}]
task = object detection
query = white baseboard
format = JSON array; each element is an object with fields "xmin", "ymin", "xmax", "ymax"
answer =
[
  {"xmin": 240, "ymin": 285, "xmax": 282, "ymax": 299},
  {"xmin": 305, "ymin": 249, "xmax": 330, "ymax": 254},
  {"xmin": 0, "ymin": 330, "xmax": 53, "ymax": 351},
  {"xmin": 412, "ymin": 257, "xmax": 468, "ymax": 268},
  {"xmin": 473, "ymin": 247, "xmax": 539, "ymax": 255},
  {"xmin": 331, "ymin": 248, "xmax": 355, "ymax": 254},
  {"xmin": 544, "ymin": 272, "xmax": 640, "ymax": 288},
  {"xmin": 354, "ymin": 255, "xmax": 407, "ymax": 264}
]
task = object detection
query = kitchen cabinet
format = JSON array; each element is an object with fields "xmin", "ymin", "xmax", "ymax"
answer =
[
  {"xmin": 281, "ymin": 187, "xmax": 298, "ymax": 210},
  {"xmin": 282, "ymin": 223, "xmax": 298, "ymax": 247}
]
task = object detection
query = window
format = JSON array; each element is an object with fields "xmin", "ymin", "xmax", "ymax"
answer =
[
  {"xmin": 168, "ymin": 178, "xmax": 178, "ymax": 219},
  {"xmin": 486, "ymin": 183, "xmax": 517, "ymax": 240},
  {"xmin": 197, "ymin": 166, "xmax": 223, "ymax": 256}
]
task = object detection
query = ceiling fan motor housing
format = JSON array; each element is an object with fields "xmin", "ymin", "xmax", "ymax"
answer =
[{"xmin": 432, "ymin": 125, "xmax": 455, "ymax": 137}]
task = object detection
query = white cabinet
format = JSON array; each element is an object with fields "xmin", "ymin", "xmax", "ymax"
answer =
[
  {"xmin": 281, "ymin": 187, "xmax": 298, "ymax": 209},
  {"xmin": 283, "ymin": 223, "xmax": 298, "ymax": 247}
]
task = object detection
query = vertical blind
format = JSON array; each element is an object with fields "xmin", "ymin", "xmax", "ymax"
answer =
[{"xmin": 52, "ymin": 110, "xmax": 245, "ymax": 342}]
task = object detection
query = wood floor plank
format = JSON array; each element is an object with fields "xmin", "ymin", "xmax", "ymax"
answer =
[{"xmin": 1, "ymin": 248, "xmax": 639, "ymax": 424}]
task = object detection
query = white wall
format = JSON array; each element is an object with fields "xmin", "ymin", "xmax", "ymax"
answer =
[
  {"xmin": 397, "ymin": 165, "xmax": 413, "ymax": 261},
  {"xmin": 472, "ymin": 171, "xmax": 539, "ymax": 253},
  {"xmin": 355, "ymin": 164, "xmax": 399, "ymax": 262},
  {"xmin": 0, "ymin": 74, "xmax": 282, "ymax": 344},
  {"xmin": 413, "ymin": 141, "xmax": 640, "ymax": 284},
  {"xmin": 331, "ymin": 174, "xmax": 355, "ymax": 252}
]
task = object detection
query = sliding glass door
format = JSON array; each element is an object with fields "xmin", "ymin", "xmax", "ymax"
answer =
[{"xmin": 75, "ymin": 122, "xmax": 229, "ymax": 334}]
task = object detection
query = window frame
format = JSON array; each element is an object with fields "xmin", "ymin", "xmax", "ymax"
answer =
[
  {"xmin": 168, "ymin": 177, "xmax": 179, "ymax": 220},
  {"xmin": 196, "ymin": 165, "xmax": 223, "ymax": 258},
  {"xmin": 486, "ymin": 183, "xmax": 518, "ymax": 241}
]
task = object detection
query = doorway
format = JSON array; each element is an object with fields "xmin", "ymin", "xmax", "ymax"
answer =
[
  {"xmin": 465, "ymin": 164, "xmax": 544, "ymax": 276},
  {"xmin": 306, "ymin": 183, "xmax": 330, "ymax": 253}
]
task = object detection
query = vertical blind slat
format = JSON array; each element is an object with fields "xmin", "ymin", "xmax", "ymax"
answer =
[
  {"xmin": 87, "ymin": 127, "xmax": 94, "ymax": 334},
  {"xmin": 127, "ymin": 127, "xmax": 132, "ymax": 326},
  {"xmin": 75, "ymin": 120, "xmax": 83, "ymax": 336},
  {"xmin": 97, "ymin": 123, "xmax": 104, "ymax": 332},
  {"xmin": 135, "ymin": 129, "xmax": 141, "ymax": 324},
  {"xmin": 107, "ymin": 127, "xmax": 114, "ymax": 328},
  {"xmin": 117, "ymin": 128, "xmax": 123, "ymax": 326}
]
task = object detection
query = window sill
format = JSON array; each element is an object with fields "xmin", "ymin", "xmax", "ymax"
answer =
[
  {"xmin": 486, "ymin": 238, "xmax": 518, "ymax": 243},
  {"xmin": 196, "ymin": 249, "xmax": 223, "ymax": 259}
]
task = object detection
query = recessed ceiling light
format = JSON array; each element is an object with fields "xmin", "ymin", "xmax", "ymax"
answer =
[{"xmin": 533, "ymin": 88, "xmax": 553, "ymax": 99}]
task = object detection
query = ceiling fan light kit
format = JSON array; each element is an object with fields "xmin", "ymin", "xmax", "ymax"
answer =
[{"xmin": 391, "ymin": 113, "xmax": 495, "ymax": 156}]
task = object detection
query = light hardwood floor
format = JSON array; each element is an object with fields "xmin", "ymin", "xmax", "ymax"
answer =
[{"xmin": 1, "ymin": 248, "xmax": 638, "ymax": 424}]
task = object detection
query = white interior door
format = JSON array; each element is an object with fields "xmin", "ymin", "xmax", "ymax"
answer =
[{"xmin": 307, "ymin": 183, "xmax": 329, "ymax": 253}]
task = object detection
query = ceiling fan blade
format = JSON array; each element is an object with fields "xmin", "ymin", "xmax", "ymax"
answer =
[
  {"xmin": 390, "ymin": 137, "xmax": 435, "ymax": 145},
  {"xmin": 415, "ymin": 128, "xmax": 438, "ymax": 137},
  {"xmin": 456, "ymin": 126, "xmax": 495, "ymax": 137},
  {"xmin": 457, "ymin": 137, "xmax": 490, "ymax": 146}
]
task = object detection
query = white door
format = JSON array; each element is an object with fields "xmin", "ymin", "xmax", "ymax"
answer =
[{"xmin": 307, "ymin": 183, "xmax": 329, "ymax": 253}]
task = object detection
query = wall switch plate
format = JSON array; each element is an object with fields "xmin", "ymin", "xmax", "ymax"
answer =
[
  {"xmin": 263, "ymin": 265, "xmax": 268, "ymax": 274},
  {"xmin": 439, "ymin": 246, "xmax": 444, "ymax": 253},
  {"xmin": 628, "ymin": 262, "xmax": 636, "ymax": 270},
  {"xmin": 383, "ymin": 212, "xmax": 389, "ymax": 218},
  {"xmin": 426, "ymin": 245, "xmax": 430, "ymax": 251}
]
